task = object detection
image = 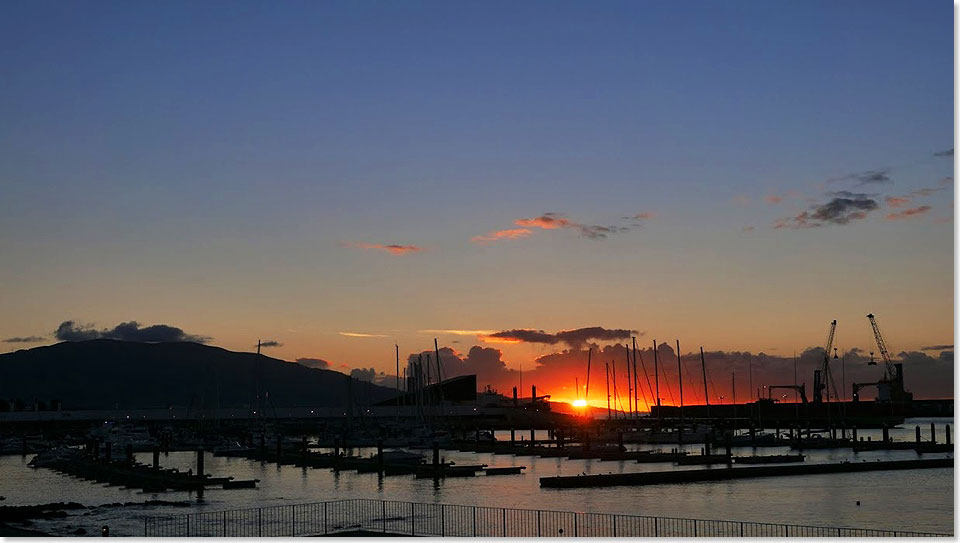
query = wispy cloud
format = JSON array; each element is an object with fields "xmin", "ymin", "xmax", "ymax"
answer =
[
  {"xmin": 471, "ymin": 228, "xmax": 532, "ymax": 243},
  {"xmin": 2, "ymin": 336, "xmax": 46, "ymax": 343},
  {"xmin": 339, "ymin": 331, "xmax": 389, "ymax": 338},
  {"xmin": 933, "ymin": 148, "xmax": 954, "ymax": 157},
  {"xmin": 418, "ymin": 329, "xmax": 497, "ymax": 336},
  {"xmin": 257, "ymin": 340, "xmax": 283, "ymax": 348},
  {"xmin": 514, "ymin": 213, "xmax": 574, "ymax": 230},
  {"xmin": 340, "ymin": 242, "xmax": 423, "ymax": 255},
  {"xmin": 774, "ymin": 191, "xmax": 879, "ymax": 229},
  {"xmin": 885, "ymin": 196, "xmax": 910, "ymax": 208},
  {"xmin": 475, "ymin": 212, "xmax": 652, "ymax": 244},
  {"xmin": 885, "ymin": 205, "xmax": 932, "ymax": 221},
  {"xmin": 828, "ymin": 169, "xmax": 893, "ymax": 186},
  {"xmin": 765, "ymin": 195, "xmax": 783, "ymax": 204},
  {"xmin": 481, "ymin": 326, "xmax": 639, "ymax": 348}
]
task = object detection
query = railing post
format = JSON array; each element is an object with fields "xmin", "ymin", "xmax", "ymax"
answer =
[
  {"xmin": 186, "ymin": 515, "xmax": 190, "ymax": 537},
  {"xmin": 574, "ymin": 514, "xmax": 578, "ymax": 537},
  {"xmin": 258, "ymin": 508, "xmax": 262, "ymax": 537},
  {"xmin": 323, "ymin": 502, "xmax": 328, "ymax": 535},
  {"xmin": 837, "ymin": 528, "xmax": 841, "ymax": 537},
  {"xmin": 655, "ymin": 517, "xmax": 659, "ymax": 537},
  {"xmin": 537, "ymin": 510, "xmax": 541, "ymax": 537},
  {"xmin": 292, "ymin": 505, "xmax": 296, "ymax": 536},
  {"xmin": 693, "ymin": 520, "xmax": 697, "ymax": 537},
  {"xmin": 222, "ymin": 511, "xmax": 227, "ymax": 536},
  {"xmin": 740, "ymin": 521, "xmax": 743, "ymax": 537},
  {"xmin": 382, "ymin": 501, "xmax": 387, "ymax": 533},
  {"xmin": 472, "ymin": 506, "xmax": 477, "ymax": 536},
  {"xmin": 143, "ymin": 518, "xmax": 147, "ymax": 537},
  {"xmin": 502, "ymin": 508, "xmax": 506, "ymax": 537},
  {"xmin": 411, "ymin": 502, "xmax": 415, "ymax": 536},
  {"xmin": 441, "ymin": 504, "xmax": 445, "ymax": 537}
]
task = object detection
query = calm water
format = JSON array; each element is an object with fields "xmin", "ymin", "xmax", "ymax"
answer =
[{"xmin": 0, "ymin": 417, "xmax": 952, "ymax": 536}]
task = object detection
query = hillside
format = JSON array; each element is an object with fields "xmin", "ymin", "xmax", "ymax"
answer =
[{"xmin": 0, "ymin": 340, "xmax": 395, "ymax": 410}]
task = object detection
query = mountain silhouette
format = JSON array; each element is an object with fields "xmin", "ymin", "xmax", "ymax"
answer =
[{"xmin": 0, "ymin": 339, "xmax": 394, "ymax": 410}]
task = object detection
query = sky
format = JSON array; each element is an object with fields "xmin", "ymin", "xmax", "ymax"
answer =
[{"xmin": 0, "ymin": 0, "xmax": 954, "ymax": 404}]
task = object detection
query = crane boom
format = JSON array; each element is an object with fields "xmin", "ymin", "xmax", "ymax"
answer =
[
  {"xmin": 867, "ymin": 314, "xmax": 895, "ymax": 380},
  {"xmin": 813, "ymin": 320, "xmax": 837, "ymax": 404}
]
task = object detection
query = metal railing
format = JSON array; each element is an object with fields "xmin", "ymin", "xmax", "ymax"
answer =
[{"xmin": 143, "ymin": 498, "xmax": 949, "ymax": 537}]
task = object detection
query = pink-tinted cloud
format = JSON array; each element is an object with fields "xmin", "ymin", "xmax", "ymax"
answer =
[
  {"xmin": 476, "ymin": 212, "xmax": 647, "ymax": 243},
  {"xmin": 471, "ymin": 228, "xmax": 533, "ymax": 243},
  {"xmin": 765, "ymin": 195, "xmax": 783, "ymax": 204},
  {"xmin": 886, "ymin": 196, "xmax": 910, "ymax": 208},
  {"xmin": 341, "ymin": 241, "xmax": 423, "ymax": 255},
  {"xmin": 514, "ymin": 213, "xmax": 573, "ymax": 230},
  {"xmin": 885, "ymin": 205, "xmax": 932, "ymax": 221}
]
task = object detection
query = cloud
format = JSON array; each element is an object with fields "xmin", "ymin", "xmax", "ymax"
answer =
[
  {"xmin": 339, "ymin": 331, "xmax": 389, "ymax": 338},
  {"xmin": 295, "ymin": 357, "xmax": 331, "ymax": 369},
  {"xmin": 406, "ymin": 345, "xmax": 516, "ymax": 389},
  {"xmin": 920, "ymin": 345, "xmax": 953, "ymax": 351},
  {"xmin": 885, "ymin": 196, "xmax": 909, "ymax": 208},
  {"xmin": 418, "ymin": 329, "xmax": 496, "ymax": 336},
  {"xmin": 829, "ymin": 169, "xmax": 892, "ymax": 186},
  {"xmin": 477, "ymin": 212, "xmax": 650, "ymax": 244},
  {"xmin": 765, "ymin": 195, "xmax": 783, "ymax": 204},
  {"xmin": 471, "ymin": 228, "xmax": 533, "ymax": 243},
  {"xmin": 774, "ymin": 192, "xmax": 879, "ymax": 229},
  {"xmin": 514, "ymin": 213, "xmax": 574, "ymax": 230},
  {"xmin": 340, "ymin": 242, "xmax": 423, "ymax": 255},
  {"xmin": 576, "ymin": 224, "xmax": 630, "ymax": 239},
  {"xmin": 885, "ymin": 205, "xmax": 931, "ymax": 221},
  {"xmin": 350, "ymin": 367, "xmax": 378, "ymax": 382},
  {"xmin": 934, "ymin": 148, "xmax": 954, "ymax": 157},
  {"xmin": 2, "ymin": 336, "xmax": 46, "ymax": 343},
  {"xmin": 482, "ymin": 326, "xmax": 638, "ymax": 348},
  {"xmin": 53, "ymin": 320, "xmax": 209, "ymax": 343},
  {"xmin": 741, "ymin": 226, "xmax": 755, "ymax": 232},
  {"xmin": 258, "ymin": 340, "xmax": 283, "ymax": 348}
]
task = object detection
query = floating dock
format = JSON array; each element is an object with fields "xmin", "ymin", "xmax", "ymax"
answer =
[{"xmin": 539, "ymin": 458, "xmax": 953, "ymax": 488}]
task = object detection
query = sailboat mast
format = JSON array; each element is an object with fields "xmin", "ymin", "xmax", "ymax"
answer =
[
  {"xmin": 584, "ymin": 348, "xmax": 592, "ymax": 402},
  {"xmin": 653, "ymin": 340, "xmax": 660, "ymax": 424},
  {"xmin": 625, "ymin": 345, "xmax": 633, "ymax": 419},
  {"xmin": 677, "ymin": 339, "xmax": 683, "ymax": 426},
  {"xmin": 700, "ymin": 346, "xmax": 709, "ymax": 418},
  {"xmin": 605, "ymin": 362, "xmax": 611, "ymax": 420}
]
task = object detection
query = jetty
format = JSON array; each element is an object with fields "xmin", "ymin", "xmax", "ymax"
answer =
[
  {"xmin": 30, "ymin": 447, "xmax": 257, "ymax": 492},
  {"xmin": 539, "ymin": 458, "xmax": 953, "ymax": 488}
]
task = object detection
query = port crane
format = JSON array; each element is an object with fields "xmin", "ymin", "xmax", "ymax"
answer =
[
  {"xmin": 865, "ymin": 313, "xmax": 912, "ymax": 403},
  {"xmin": 813, "ymin": 320, "xmax": 839, "ymax": 404},
  {"xmin": 767, "ymin": 384, "xmax": 808, "ymax": 404}
]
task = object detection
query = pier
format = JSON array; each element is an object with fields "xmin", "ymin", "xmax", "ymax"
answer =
[{"xmin": 539, "ymin": 458, "xmax": 953, "ymax": 488}]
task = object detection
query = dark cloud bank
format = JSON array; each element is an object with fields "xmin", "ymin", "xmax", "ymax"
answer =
[{"xmin": 54, "ymin": 320, "xmax": 209, "ymax": 343}]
